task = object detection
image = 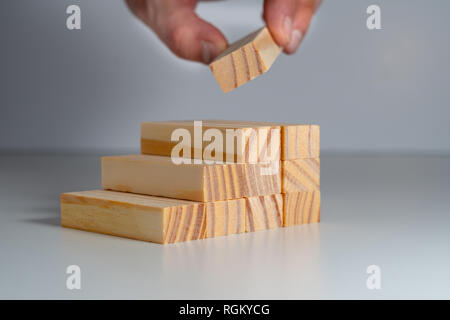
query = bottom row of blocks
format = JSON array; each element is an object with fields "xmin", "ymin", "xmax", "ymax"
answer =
[{"xmin": 61, "ymin": 190, "xmax": 320, "ymax": 244}]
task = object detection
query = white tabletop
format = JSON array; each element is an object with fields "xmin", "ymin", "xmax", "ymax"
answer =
[{"xmin": 1, "ymin": 154, "xmax": 449, "ymax": 299}]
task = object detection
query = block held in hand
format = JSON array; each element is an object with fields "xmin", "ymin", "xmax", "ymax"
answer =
[{"xmin": 209, "ymin": 27, "xmax": 282, "ymax": 93}]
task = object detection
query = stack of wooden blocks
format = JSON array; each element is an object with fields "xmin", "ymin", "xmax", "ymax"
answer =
[{"xmin": 61, "ymin": 121, "xmax": 320, "ymax": 244}]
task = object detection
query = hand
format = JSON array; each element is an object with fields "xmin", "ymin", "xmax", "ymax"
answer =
[{"xmin": 125, "ymin": 0, "xmax": 321, "ymax": 64}]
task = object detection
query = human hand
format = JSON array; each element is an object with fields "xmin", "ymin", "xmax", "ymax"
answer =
[{"xmin": 125, "ymin": 0, "xmax": 321, "ymax": 64}]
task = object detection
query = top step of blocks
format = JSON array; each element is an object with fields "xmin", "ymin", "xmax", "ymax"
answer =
[
  {"xmin": 141, "ymin": 120, "xmax": 319, "ymax": 162},
  {"xmin": 141, "ymin": 120, "xmax": 281, "ymax": 163}
]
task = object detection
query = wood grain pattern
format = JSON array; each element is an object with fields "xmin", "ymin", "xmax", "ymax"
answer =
[
  {"xmin": 245, "ymin": 194, "xmax": 283, "ymax": 232},
  {"xmin": 210, "ymin": 27, "xmax": 281, "ymax": 93},
  {"xmin": 102, "ymin": 155, "xmax": 281, "ymax": 202},
  {"xmin": 200, "ymin": 121, "xmax": 320, "ymax": 160},
  {"xmin": 206, "ymin": 198, "xmax": 245, "ymax": 238},
  {"xmin": 282, "ymin": 158, "xmax": 320, "ymax": 192},
  {"xmin": 60, "ymin": 190, "xmax": 205, "ymax": 244},
  {"xmin": 141, "ymin": 121, "xmax": 280, "ymax": 163},
  {"xmin": 282, "ymin": 125, "xmax": 320, "ymax": 160},
  {"xmin": 283, "ymin": 191, "xmax": 320, "ymax": 227}
]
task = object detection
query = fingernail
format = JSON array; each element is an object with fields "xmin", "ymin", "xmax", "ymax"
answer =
[
  {"xmin": 284, "ymin": 16, "xmax": 293, "ymax": 43},
  {"xmin": 286, "ymin": 29, "xmax": 303, "ymax": 53},
  {"xmin": 202, "ymin": 41, "xmax": 216, "ymax": 64}
]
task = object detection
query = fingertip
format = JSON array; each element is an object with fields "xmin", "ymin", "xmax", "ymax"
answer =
[
  {"xmin": 264, "ymin": 13, "xmax": 292, "ymax": 47},
  {"xmin": 284, "ymin": 5, "xmax": 315, "ymax": 54},
  {"xmin": 203, "ymin": 33, "xmax": 228, "ymax": 64},
  {"xmin": 197, "ymin": 21, "xmax": 227, "ymax": 64},
  {"xmin": 263, "ymin": 0, "xmax": 295, "ymax": 47},
  {"xmin": 214, "ymin": 37, "xmax": 228, "ymax": 56},
  {"xmin": 284, "ymin": 29, "xmax": 303, "ymax": 54},
  {"xmin": 201, "ymin": 41, "xmax": 217, "ymax": 64},
  {"xmin": 164, "ymin": 10, "xmax": 228, "ymax": 64}
]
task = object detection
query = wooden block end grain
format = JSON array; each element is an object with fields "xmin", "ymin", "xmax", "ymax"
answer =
[
  {"xmin": 210, "ymin": 27, "xmax": 282, "ymax": 93},
  {"xmin": 61, "ymin": 190, "xmax": 206, "ymax": 244},
  {"xmin": 283, "ymin": 191, "xmax": 320, "ymax": 227},
  {"xmin": 282, "ymin": 158, "xmax": 320, "ymax": 193},
  {"xmin": 206, "ymin": 198, "xmax": 245, "ymax": 238},
  {"xmin": 282, "ymin": 125, "xmax": 320, "ymax": 160},
  {"xmin": 245, "ymin": 194, "xmax": 283, "ymax": 232}
]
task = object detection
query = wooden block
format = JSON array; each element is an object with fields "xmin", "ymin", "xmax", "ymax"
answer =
[
  {"xmin": 283, "ymin": 191, "xmax": 320, "ymax": 227},
  {"xmin": 60, "ymin": 190, "xmax": 205, "ymax": 244},
  {"xmin": 206, "ymin": 198, "xmax": 245, "ymax": 238},
  {"xmin": 245, "ymin": 194, "xmax": 283, "ymax": 232},
  {"xmin": 281, "ymin": 124, "xmax": 320, "ymax": 160},
  {"xmin": 209, "ymin": 27, "xmax": 282, "ymax": 93},
  {"xmin": 141, "ymin": 120, "xmax": 280, "ymax": 163},
  {"xmin": 102, "ymin": 155, "xmax": 281, "ymax": 202},
  {"xmin": 199, "ymin": 121, "xmax": 320, "ymax": 160},
  {"xmin": 282, "ymin": 158, "xmax": 320, "ymax": 193}
]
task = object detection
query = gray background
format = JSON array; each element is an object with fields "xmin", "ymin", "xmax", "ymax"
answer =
[
  {"xmin": 1, "ymin": 0, "xmax": 450, "ymax": 300},
  {"xmin": 1, "ymin": 0, "xmax": 449, "ymax": 154}
]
